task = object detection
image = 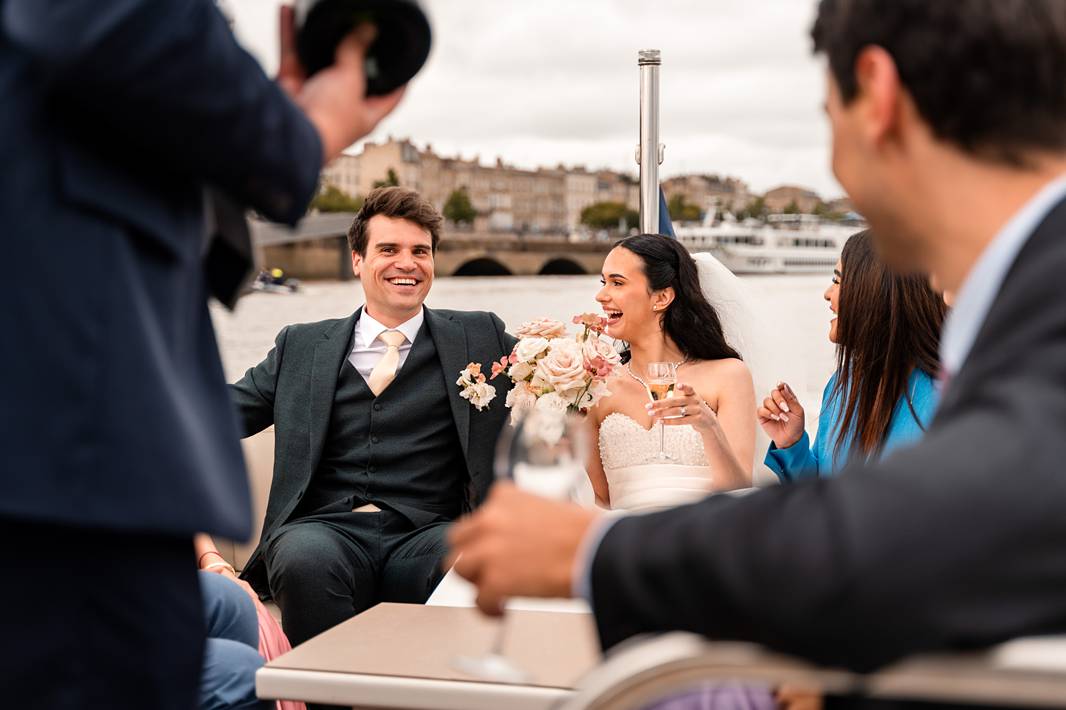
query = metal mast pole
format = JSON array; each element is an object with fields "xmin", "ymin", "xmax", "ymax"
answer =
[{"xmin": 638, "ymin": 49, "xmax": 663, "ymax": 234}]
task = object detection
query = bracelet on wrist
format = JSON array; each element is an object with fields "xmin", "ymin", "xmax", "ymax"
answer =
[
  {"xmin": 203, "ymin": 561, "xmax": 236, "ymax": 575},
  {"xmin": 198, "ymin": 550, "xmax": 224, "ymax": 568}
]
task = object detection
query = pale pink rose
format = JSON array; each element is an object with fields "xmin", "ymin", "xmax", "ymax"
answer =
[
  {"xmin": 513, "ymin": 337, "xmax": 550, "ymax": 363},
  {"xmin": 515, "ymin": 318, "xmax": 568, "ymax": 340},
  {"xmin": 534, "ymin": 338, "xmax": 588, "ymax": 397},
  {"xmin": 582, "ymin": 336, "xmax": 621, "ymax": 372}
]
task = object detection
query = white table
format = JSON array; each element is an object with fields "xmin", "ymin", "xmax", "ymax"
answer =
[{"xmin": 256, "ymin": 602, "xmax": 601, "ymax": 710}]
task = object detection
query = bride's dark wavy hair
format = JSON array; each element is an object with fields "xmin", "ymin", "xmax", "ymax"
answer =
[{"xmin": 614, "ymin": 234, "xmax": 742, "ymax": 364}]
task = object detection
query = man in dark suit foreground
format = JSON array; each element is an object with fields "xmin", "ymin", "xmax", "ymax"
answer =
[
  {"xmin": 232, "ymin": 187, "xmax": 516, "ymax": 646},
  {"xmin": 0, "ymin": 1, "xmax": 405, "ymax": 707},
  {"xmin": 450, "ymin": 0, "xmax": 1066, "ymax": 681}
]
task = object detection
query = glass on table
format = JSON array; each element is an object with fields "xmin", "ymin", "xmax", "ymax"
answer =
[{"xmin": 452, "ymin": 408, "xmax": 587, "ymax": 683}]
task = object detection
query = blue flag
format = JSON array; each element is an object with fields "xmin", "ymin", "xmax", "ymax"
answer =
[{"xmin": 658, "ymin": 187, "xmax": 676, "ymax": 238}]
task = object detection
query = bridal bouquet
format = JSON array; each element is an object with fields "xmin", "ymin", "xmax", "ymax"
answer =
[{"xmin": 489, "ymin": 314, "xmax": 621, "ymax": 424}]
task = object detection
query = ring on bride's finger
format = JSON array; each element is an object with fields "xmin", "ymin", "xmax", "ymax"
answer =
[{"xmin": 680, "ymin": 405, "xmax": 687, "ymax": 417}]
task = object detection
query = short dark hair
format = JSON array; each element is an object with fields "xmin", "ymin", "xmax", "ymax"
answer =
[
  {"xmin": 347, "ymin": 186, "xmax": 442, "ymax": 255},
  {"xmin": 812, "ymin": 0, "xmax": 1066, "ymax": 165}
]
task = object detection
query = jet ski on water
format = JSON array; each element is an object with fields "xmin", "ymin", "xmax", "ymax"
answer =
[{"xmin": 252, "ymin": 268, "xmax": 300, "ymax": 294}]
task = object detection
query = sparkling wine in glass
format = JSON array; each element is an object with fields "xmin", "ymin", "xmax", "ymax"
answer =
[
  {"xmin": 452, "ymin": 408, "xmax": 586, "ymax": 683},
  {"xmin": 647, "ymin": 362, "xmax": 678, "ymax": 460}
]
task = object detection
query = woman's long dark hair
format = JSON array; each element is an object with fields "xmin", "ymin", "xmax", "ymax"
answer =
[
  {"xmin": 832, "ymin": 230, "xmax": 946, "ymax": 459},
  {"xmin": 614, "ymin": 234, "xmax": 741, "ymax": 364}
]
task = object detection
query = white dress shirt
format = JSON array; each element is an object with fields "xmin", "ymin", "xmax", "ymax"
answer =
[
  {"xmin": 940, "ymin": 174, "xmax": 1066, "ymax": 379},
  {"xmin": 348, "ymin": 307, "xmax": 425, "ymax": 384}
]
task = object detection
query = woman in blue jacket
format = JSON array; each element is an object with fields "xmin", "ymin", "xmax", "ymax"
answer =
[{"xmin": 760, "ymin": 230, "xmax": 947, "ymax": 480}]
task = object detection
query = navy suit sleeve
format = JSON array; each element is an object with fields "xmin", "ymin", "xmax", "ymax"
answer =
[
  {"xmin": 2, "ymin": 0, "xmax": 321, "ymax": 224},
  {"xmin": 230, "ymin": 326, "xmax": 290, "ymax": 437}
]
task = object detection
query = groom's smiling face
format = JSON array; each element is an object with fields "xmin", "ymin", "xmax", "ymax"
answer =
[{"xmin": 351, "ymin": 215, "xmax": 435, "ymax": 326}]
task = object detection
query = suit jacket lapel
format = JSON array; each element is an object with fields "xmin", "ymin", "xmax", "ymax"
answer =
[
  {"xmin": 307, "ymin": 309, "xmax": 360, "ymax": 479},
  {"xmin": 425, "ymin": 308, "xmax": 472, "ymax": 462}
]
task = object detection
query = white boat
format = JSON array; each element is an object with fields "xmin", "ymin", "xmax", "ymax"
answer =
[{"xmin": 675, "ymin": 212, "xmax": 861, "ymax": 274}]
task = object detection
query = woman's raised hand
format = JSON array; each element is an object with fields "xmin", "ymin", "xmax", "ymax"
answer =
[
  {"xmin": 758, "ymin": 382, "xmax": 805, "ymax": 449},
  {"xmin": 646, "ymin": 382, "xmax": 718, "ymax": 435}
]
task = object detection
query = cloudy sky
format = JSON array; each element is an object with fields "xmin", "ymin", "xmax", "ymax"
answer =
[{"xmin": 227, "ymin": 0, "xmax": 842, "ymax": 197}]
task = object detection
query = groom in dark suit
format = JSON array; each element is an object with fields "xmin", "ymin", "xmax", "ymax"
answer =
[
  {"xmin": 448, "ymin": 0, "xmax": 1066, "ymax": 691},
  {"xmin": 233, "ymin": 187, "xmax": 515, "ymax": 645}
]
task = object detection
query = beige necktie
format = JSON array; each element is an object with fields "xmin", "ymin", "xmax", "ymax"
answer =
[{"xmin": 367, "ymin": 330, "xmax": 406, "ymax": 396}]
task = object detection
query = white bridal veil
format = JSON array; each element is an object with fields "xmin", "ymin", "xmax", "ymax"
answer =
[{"xmin": 692, "ymin": 252, "xmax": 780, "ymax": 485}]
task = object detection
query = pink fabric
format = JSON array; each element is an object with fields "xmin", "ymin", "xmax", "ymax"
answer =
[{"xmin": 253, "ymin": 599, "xmax": 305, "ymax": 710}]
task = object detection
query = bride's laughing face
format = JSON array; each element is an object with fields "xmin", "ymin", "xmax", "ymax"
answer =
[{"xmin": 596, "ymin": 246, "xmax": 672, "ymax": 342}]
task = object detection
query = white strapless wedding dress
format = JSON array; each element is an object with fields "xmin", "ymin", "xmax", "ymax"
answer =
[{"xmin": 598, "ymin": 412, "xmax": 717, "ymax": 512}]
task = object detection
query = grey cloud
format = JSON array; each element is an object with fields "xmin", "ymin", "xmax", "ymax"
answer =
[{"xmin": 229, "ymin": 0, "xmax": 840, "ymax": 194}]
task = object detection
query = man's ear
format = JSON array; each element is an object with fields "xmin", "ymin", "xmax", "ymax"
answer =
[
  {"xmin": 853, "ymin": 45, "xmax": 904, "ymax": 150},
  {"xmin": 351, "ymin": 251, "xmax": 362, "ymax": 279}
]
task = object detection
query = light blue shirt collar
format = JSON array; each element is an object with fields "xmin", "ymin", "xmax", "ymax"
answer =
[{"xmin": 940, "ymin": 174, "xmax": 1066, "ymax": 377}]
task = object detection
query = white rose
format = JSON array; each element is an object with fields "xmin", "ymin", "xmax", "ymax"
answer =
[
  {"xmin": 506, "ymin": 382, "xmax": 537, "ymax": 409},
  {"xmin": 530, "ymin": 368, "xmax": 550, "ymax": 393},
  {"xmin": 515, "ymin": 318, "xmax": 568, "ymax": 340},
  {"xmin": 580, "ymin": 379, "xmax": 613, "ymax": 410},
  {"xmin": 534, "ymin": 391, "xmax": 568, "ymax": 414},
  {"xmin": 534, "ymin": 338, "xmax": 588, "ymax": 397},
  {"xmin": 513, "ymin": 337, "xmax": 550, "ymax": 363},
  {"xmin": 505, "ymin": 383, "xmax": 538, "ymax": 424},
  {"xmin": 508, "ymin": 360, "xmax": 534, "ymax": 382}
]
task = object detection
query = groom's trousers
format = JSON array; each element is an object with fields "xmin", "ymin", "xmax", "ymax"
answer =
[{"xmin": 264, "ymin": 506, "xmax": 449, "ymax": 647}]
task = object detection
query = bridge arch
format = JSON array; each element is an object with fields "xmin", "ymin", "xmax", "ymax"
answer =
[
  {"xmin": 451, "ymin": 257, "xmax": 513, "ymax": 277},
  {"xmin": 538, "ymin": 257, "xmax": 586, "ymax": 275}
]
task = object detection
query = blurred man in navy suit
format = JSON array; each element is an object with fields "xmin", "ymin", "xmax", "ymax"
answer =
[{"xmin": 0, "ymin": 1, "xmax": 404, "ymax": 707}]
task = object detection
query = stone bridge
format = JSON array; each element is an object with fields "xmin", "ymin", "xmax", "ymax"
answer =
[{"xmin": 251, "ymin": 213, "xmax": 612, "ymax": 279}]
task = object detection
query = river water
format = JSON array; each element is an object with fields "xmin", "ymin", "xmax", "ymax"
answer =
[{"xmin": 211, "ymin": 274, "xmax": 838, "ymax": 415}]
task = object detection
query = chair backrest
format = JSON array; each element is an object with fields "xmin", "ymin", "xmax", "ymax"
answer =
[
  {"xmin": 559, "ymin": 633, "xmax": 851, "ymax": 710},
  {"xmin": 560, "ymin": 632, "xmax": 1066, "ymax": 710}
]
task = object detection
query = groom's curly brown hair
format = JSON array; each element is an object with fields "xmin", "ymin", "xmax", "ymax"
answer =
[{"xmin": 347, "ymin": 186, "xmax": 443, "ymax": 256}]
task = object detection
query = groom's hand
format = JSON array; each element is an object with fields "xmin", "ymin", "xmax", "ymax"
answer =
[{"xmin": 447, "ymin": 483, "xmax": 600, "ymax": 616}]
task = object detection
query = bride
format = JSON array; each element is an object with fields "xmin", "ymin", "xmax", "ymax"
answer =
[{"xmin": 586, "ymin": 234, "xmax": 756, "ymax": 511}]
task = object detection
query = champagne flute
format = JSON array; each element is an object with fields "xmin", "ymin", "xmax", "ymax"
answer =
[
  {"xmin": 453, "ymin": 408, "xmax": 586, "ymax": 683},
  {"xmin": 647, "ymin": 361, "xmax": 678, "ymax": 461}
]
